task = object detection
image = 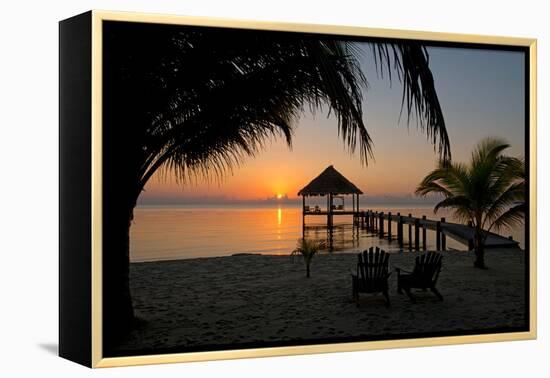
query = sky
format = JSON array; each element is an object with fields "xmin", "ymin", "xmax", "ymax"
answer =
[{"xmin": 138, "ymin": 44, "xmax": 525, "ymax": 206}]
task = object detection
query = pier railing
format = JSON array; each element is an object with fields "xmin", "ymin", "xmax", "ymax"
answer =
[{"xmin": 355, "ymin": 210, "xmax": 519, "ymax": 251}]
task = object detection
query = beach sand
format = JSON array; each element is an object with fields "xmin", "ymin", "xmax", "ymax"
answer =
[{"xmin": 113, "ymin": 248, "xmax": 527, "ymax": 355}]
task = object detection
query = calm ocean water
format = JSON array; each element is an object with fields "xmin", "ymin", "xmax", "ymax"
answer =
[{"xmin": 130, "ymin": 204, "xmax": 524, "ymax": 262}]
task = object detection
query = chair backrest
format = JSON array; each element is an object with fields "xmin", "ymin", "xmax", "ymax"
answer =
[
  {"xmin": 357, "ymin": 247, "xmax": 390, "ymax": 284},
  {"xmin": 412, "ymin": 252, "xmax": 443, "ymax": 285}
]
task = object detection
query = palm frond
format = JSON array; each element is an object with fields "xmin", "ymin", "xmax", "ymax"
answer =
[
  {"xmin": 291, "ymin": 238, "xmax": 326, "ymax": 261},
  {"xmin": 415, "ymin": 161, "xmax": 469, "ymax": 198},
  {"xmin": 368, "ymin": 43, "xmax": 451, "ymax": 161},
  {"xmin": 434, "ymin": 196, "xmax": 472, "ymax": 212},
  {"xmin": 136, "ymin": 34, "xmax": 373, "ymax": 188},
  {"xmin": 415, "ymin": 180, "xmax": 452, "ymax": 197},
  {"xmin": 484, "ymin": 181, "xmax": 526, "ymax": 230},
  {"xmin": 470, "ymin": 137, "xmax": 510, "ymax": 167},
  {"xmin": 433, "ymin": 196, "xmax": 474, "ymax": 223},
  {"xmin": 105, "ymin": 22, "xmax": 450, "ymax": 198},
  {"xmin": 490, "ymin": 203, "xmax": 525, "ymax": 232}
]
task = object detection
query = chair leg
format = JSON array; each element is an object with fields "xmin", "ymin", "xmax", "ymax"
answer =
[
  {"xmin": 397, "ymin": 280, "xmax": 403, "ymax": 294},
  {"xmin": 431, "ymin": 287, "xmax": 443, "ymax": 301},
  {"xmin": 352, "ymin": 281, "xmax": 359, "ymax": 304},
  {"xmin": 383, "ymin": 290, "xmax": 391, "ymax": 307},
  {"xmin": 404, "ymin": 287, "xmax": 416, "ymax": 303}
]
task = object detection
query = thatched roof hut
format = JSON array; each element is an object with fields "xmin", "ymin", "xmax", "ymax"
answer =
[{"xmin": 298, "ymin": 165, "xmax": 363, "ymax": 196}]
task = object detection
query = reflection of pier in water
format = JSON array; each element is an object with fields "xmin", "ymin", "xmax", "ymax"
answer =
[{"xmin": 303, "ymin": 223, "xmax": 361, "ymax": 252}]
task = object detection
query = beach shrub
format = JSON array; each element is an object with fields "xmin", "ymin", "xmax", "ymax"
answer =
[{"xmin": 291, "ymin": 238, "xmax": 326, "ymax": 278}]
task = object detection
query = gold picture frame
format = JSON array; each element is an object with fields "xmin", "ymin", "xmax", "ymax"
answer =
[{"xmin": 59, "ymin": 9, "xmax": 537, "ymax": 368}]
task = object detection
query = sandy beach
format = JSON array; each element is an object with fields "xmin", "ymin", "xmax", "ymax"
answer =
[{"xmin": 113, "ymin": 248, "xmax": 527, "ymax": 355}]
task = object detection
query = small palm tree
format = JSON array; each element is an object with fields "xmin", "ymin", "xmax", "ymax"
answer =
[
  {"xmin": 416, "ymin": 137, "xmax": 525, "ymax": 269},
  {"xmin": 291, "ymin": 238, "xmax": 326, "ymax": 278}
]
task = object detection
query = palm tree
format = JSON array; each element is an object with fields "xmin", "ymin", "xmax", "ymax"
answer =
[
  {"xmin": 102, "ymin": 21, "xmax": 450, "ymax": 347},
  {"xmin": 416, "ymin": 137, "xmax": 525, "ymax": 269},
  {"xmin": 291, "ymin": 239, "xmax": 326, "ymax": 278}
]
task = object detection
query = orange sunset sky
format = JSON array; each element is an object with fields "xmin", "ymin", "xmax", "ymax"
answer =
[{"xmin": 138, "ymin": 46, "xmax": 525, "ymax": 205}]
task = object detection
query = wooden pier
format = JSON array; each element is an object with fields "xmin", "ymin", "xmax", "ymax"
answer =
[
  {"xmin": 353, "ymin": 210, "xmax": 519, "ymax": 251},
  {"xmin": 297, "ymin": 166, "xmax": 518, "ymax": 251}
]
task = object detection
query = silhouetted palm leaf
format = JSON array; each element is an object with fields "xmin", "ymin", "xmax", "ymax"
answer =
[
  {"xmin": 105, "ymin": 22, "xmax": 450, "ymax": 195},
  {"xmin": 491, "ymin": 202, "xmax": 525, "ymax": 231},
  {"xmin": 369, "ymin": 44, "xmax": 449, "ymax": 159}
]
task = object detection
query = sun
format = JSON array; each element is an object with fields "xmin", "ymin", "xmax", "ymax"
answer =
[{"xmin": 277, "ymin": 193, "xmax": 283, "ymax": 199}]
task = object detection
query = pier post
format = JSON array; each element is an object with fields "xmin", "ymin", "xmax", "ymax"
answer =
[
  {"xmin": 387, "ymin": 212, "xmax": 392, "ymax": 241},
  {"xmin": 367, "ymin": 210, "xmax": 372, "ymax": 232},
  {"xmin": 441, "ymin": 217, "xmax": 447, "ymax": 250},
  {"xmin": 436, "ymin": 221, "xmax": 441, "ymax": 250},
  {"xmin": 356, "ymin": 194, "xmax": 360, "ymax": 225},
  {"xmin": 422, "ymin": 215, "xmax": 427, "ymax": 250},
  {"xmin": 351, "ymin": 195, "xmax": 361, "ymax": 228},
  {"xmin": 326, "ymin": 194, "xmax": 330, "ymax": 229},
  {"xmin": 368, "ymin": 211, "xmax": 372, "ymax": 231},
  {"xmin": 302, "ymin": 195, "xmax": 306, "ymax": 235},
  {"xmin": 414, "ymin": 218, "xmax": 420, "ymax": 251},
  {"xmin": 367, "ymin": 210, "xmax": 372, "ymax": 231},
  {"xmin": 397, "ymin": 213, "xmax": 403, "ymax": 248},
  {"xmin": 329, "ymin": 193, "xmax": 334, "ymax": 229},
  {"xmin": 408, "ymin": 213, "xmax": 412, "ymax": 250},
  {"xmin": 371, "ymin": 211, "xmax": 374, "ymax": 231},
  {"xmin": 379, "ymin": 212, "xmax": 384, "ymax": 238}
]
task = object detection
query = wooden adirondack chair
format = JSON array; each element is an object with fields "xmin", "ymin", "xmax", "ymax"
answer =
[
  {"xmin": 396, "ymin": 252, "xmax": 443, "ymax": 303},
  {"xmin": 351, "ymin": 247, "xmax": 391, "ymax": 307}
]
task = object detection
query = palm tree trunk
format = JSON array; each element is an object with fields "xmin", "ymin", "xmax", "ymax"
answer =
[
  {"xmin": 473, "ymin": 226, "xmax": 486, "ymax": 269},
  {"xmin": 102, "ymin": 197, "xmax": 137, "ymax": 353}
]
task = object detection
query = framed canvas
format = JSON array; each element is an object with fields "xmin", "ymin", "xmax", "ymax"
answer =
[{"xmin": 59, "ymin": 10, "xmax": 537, "ymax": 368}]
